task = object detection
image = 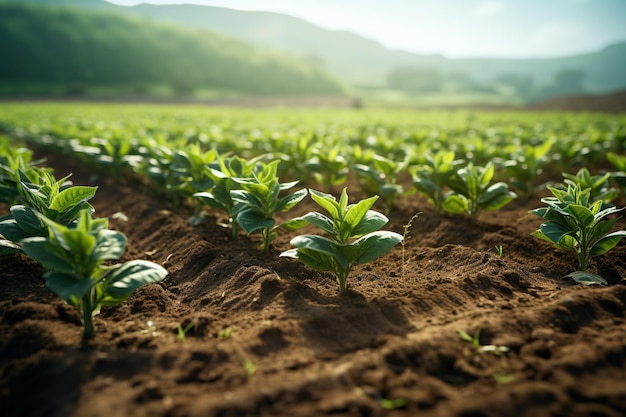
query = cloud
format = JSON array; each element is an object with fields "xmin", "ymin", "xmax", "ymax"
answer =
[{"xmin": 471, "ymin": 1, "xmax": 507, "ymax": 18}]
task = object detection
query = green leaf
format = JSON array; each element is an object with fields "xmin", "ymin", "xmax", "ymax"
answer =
[
  {"xmin": 564, "ymin": 204, "xmax": 595, "ymax": 228},
  {"xmin": 236, "ymin": 209, "xmax": 275, "ymax": 234},
  {"xmin": 22, "ymin": 237, "xmax": 75, "ymax": 274},
  {"xmin": 539, "ymin": 222, "xmax": 574, "ymax": 245},
  {"xmin": 280, "ymin": 247, "xmax": 337, "ymax": 273},
  {"xmin": 353, "ymin": 231, "xmax": 403, "ymax": 264},
  {"xmin": 309, "ymin": 189, "xmax": 339, "ymax": 219},
  {"xmin": 344, "ymin": 195, "xmax": 379, "ymax": 228},
  {"xmin": 276, "ymin": 188, "xmax": 307, "ymax": 212},
  {"xmin": 92, "ymin": 229, "xmax": 127, "ymax": 261},
  {"xmin": 298, "ymin": 211, "xmax": 336, "ymax": 235},
  {"xmin": 289, "ymin": 234, "xmax": 338, "ymax": 256},
  {"xmin": 442, "ymin": 194, "xmax": 468, "ymax": 214},
  {"xmin": 352, "ymin": 210, "xmax": 388, "ymax": 236},
  {"xmin": 566, "ymin": 271, "xmax": 608, "ymax": 286},
  {"xmin": 44, "ymin": 271, "xmax": 93, "ymax": 305},
  {"xmin": 589, "ymin": 231, "xmax": 626, "ymax": 256},
  {"xmin": 0, "ymin": 219, "xmax": 31, "ymax": 242},
  {"xmin": 10, "ymin": 205, "xmax": 45, "ymax": 236},
  {"xmin": 230, "ymin": 190, "xmax": 263, "ymax": 211},
  {"xmin": 49, "ymin": 186, "xmax": 97, "ymax": 213},
  {"xmin": 102, "ymin": 260, "xmax": 168, "ymax": 302}
]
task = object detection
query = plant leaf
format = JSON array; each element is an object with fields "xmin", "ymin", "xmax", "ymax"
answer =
[
  {"xmin": 102, "ymin": 260, "xmax": 168, "ymax": 302},
  {"xmin": 353, "ymin": 231, "xmax": 403, "ymax": 264},
  {"xmin": 566, "ymin": 271, "xmax": 608, "ymax": 286},
  {"xmin": 589, "ymin": 231, "xmax": 626, "ymax": 256},
  {"xmin": 49, "ymin": 186, "xmax": 97, "ymax": 213},
  {"xmin": 44, "ymin": 271, "xmax": 92, "ymax": 306},
  {"xmin": 236, "ymin": 209, "xmax": 275, "ymax": 234}
]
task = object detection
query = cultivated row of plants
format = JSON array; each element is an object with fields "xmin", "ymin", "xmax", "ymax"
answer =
[{"xmin": 0, "ymin": 140, "xmax": 168, "ymax": 338}]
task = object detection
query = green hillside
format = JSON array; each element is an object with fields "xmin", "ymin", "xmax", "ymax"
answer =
[{"xmin": 0, "ymin": 4, "xmax": 344, "ymax": 98}]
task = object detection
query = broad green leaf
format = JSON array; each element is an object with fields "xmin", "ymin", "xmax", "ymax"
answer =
[
  {"xmin": 0, "ymin": 219, "xmax": 31, "ymax": 242},
  {"xmin": 230, "ymin": 190, "xmax": 263, "ymax": 211},
  {"xmin": 480, "ymin": 163, "xmax": 495, "ymax": 187},
  {"xmin": 92, "ymin": 229, "xmax": 127, "ymax": 261},
  {"xmin": 309, "ymin": 189, "xmax": 339, "ymax": 219},
  {"xmin": 22, "ymin": 237, "xmax": 75, "ymax": 274},
  {"xmin": 344, "ymin": 195, "xmax": 378, "ymax": 229},
  {"xmin": 352, "ymin": 210, "xmax": 388, "ymax": 237},
  {"xmin": 353, "ymin": 231, "xmax": 403, "ymax": 264},
  {"xmin": 280, "ymin": 217, "xmax": 311, "ymax": 232},
  {"xmin": 102, "ymin": 260, "xmax": 168, "ymax": 301},
  {"xmin": 44, "ymin": 271, "xmax": 93, "ymax": 305},
  {"xmin": 564, "ymin": 204, "xmax": 594, "ymax": 228},
  {"xmin": 298, "ymin": 212, "xmax": 335, "ymax": 236},
  {"xmin": 62, "ymin": 229, "xmax": 97, "ymax": 258},
  {"xmin": 276, "ymin": 188, "xmax": 307, "ymax": 212},
  {"xmin": 236, "ymin": 209, "xmax": 275, "ymax": 234},
  {"xmin": 589, "ymin": 231, "xmax": 626, "ymax": 256},
  {"xmin": 49, "ymin": 186, "xmax": 97, "ymax": 213},
  {"xmin": 280, "ymin": 247, "xmax": 336, "ymax": 273},
  {"xmin": 289, "ymin": 234, "xmax": 337, "ymax": 257},
  {"xmin": 539, "ymin": 222, "xmax": 575, "ymax": 245},
  {"xmin": 442, "ymin": 194, "xmax": 468, "ymax": 214},
  {"xmin": 566, "ymin": 271, "xmax": 608, "ymax": 286},
  {"xmin": 10, "ymin": 205, "xmax": 44, "ymax": 236}
]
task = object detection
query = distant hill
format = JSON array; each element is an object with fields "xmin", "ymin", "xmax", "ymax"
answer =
[
  {"xmin": 2, "ymin": 0, "xmax": 625, "ymax": 102},
  {"xmin": 0, "ymin": 3, "xmax": 344, "ymax": 98}
]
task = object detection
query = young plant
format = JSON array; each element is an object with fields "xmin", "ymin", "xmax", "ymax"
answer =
[
  {"xmin": 281, "ymin": 188, "xmax": 403, "ymax": 293},
  {"xmin": 353, "ymin": 154, "xmax": 411, "ymax": 214},
  {"xmin": 458, "ymin": 329, "xmax": 510, "ymax": 355},
  {"xmin": 21, "ymin": 210, "xmax": 168, "ymax": 338},
  {"xmin": 0, "ymin": 171, "xmax": 97, "ymax": 255},
  {"xmin": 176, "ymin": 322, "xmax": 194, "ymax": 343},
  {"xmin": 230, "ymin": 160, "xmax": 307, "ymax": 253},
  {"xmin": 561, "ymin": 167, "xmax": 617, "ymax": 205},
  {"xmin": 504, "ymin": 138, "xmax": 554, "ymax": 197},
  {"xmin": 443, "ymin": 162, "xmax": 517, "ymax": 224},
  {"xmin": 530, "ymin": 183, "xmax": 626, "ymax": 277},
  {"xmin": 193, "ymin": 154, "xmax": 260, "ymax": 240},
  {"xmin": 607, "ymin": 152, "xmax": 626, "ymax": 197},
  {"xmin": 411, "ymin": 151, "xmax": 463, "ymax": 215},
  {"xmin": 311, "ymin": 144, "xmax": 348, "ymax": 192}
]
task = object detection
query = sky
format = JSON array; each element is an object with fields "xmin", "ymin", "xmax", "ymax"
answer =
[{"xmin": 105, "ymin": 0, "xmax": 626, "ymax": 58}]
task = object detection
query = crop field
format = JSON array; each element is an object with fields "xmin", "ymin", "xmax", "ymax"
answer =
[{"xmin": 1, "ymin": 102, "xmax": 626, "ymax": 417}]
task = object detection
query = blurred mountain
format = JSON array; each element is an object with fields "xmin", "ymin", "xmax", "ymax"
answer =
[
  {"xmin": 0, "ymin": 3, "xmax": 344, "ymax": 98},
  {"xmin": 2, "ymin": 0, "xmax": 625, "ymax": 102}
]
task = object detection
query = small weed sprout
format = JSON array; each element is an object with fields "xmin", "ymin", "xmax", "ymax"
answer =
[
  {"xmin": 218, "ymin": 326, "xmax": 233, "ymax": 339},
  {"xmin": 494, "ymin": 244, "xmax": 503, "ymax": 257},
  {"xmin": 176, "ymin": 322, "xmax": 194, "ymax": 343},
  {"xmin": 401, "ymin": 212, "xmax": 421, "ymax": 280},
  {"xmin": 458, "ymin": 329, "xmax": 510, "ymax": 355},
  {"xmin": 243, "ymin": 359, "xmax": 257, "ymax": 376}
]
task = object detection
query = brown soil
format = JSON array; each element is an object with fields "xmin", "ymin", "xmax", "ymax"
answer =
[{"xmin": 1, "ymin": 153, "xmax": 626, "ymax": 417}]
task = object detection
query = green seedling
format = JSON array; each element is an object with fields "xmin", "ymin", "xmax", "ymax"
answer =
[
  {"xmin": 607, "ymin": 152, "xmax": 626, "ymax": 196},
  {"xmin": 504, "ymin": 138, "xmax": 554, "ymax": 197},
  {"xmin": 494, "ymin": 244, "xmax": 504, "ymax": 257},
  {"xmin": 311, "ymin": 144, "xmax": 348, "ymax": 192},
  {"xmin": 443, "ymin": 162, "xmax": 516, "ymax": 224},
  {"xmin": 193, "ymin": 154, "xmax": 260, "ymax": 240},
  {"xmin": 353, "ymin": 154, "xmax": 411, "ymax": 214},
  {"xmin": 412, "ymin": 150, "xmax": 464, "ymax": 215},
  {"xmin": 243, "ymin": 359, "xmax": 257, "ymax": 376},
  {"xmin": 531, "ymin": 183, "xmax": 626, "ymax": 275},
  {"xmin": 561, "ymin": 167, "xmax": 617, "ymax": 205},
  {"xmin": 230, "ymin": 160, "xmax": 307, "ymax": 253},
  {"xmin": 0, "ymin": 171, "xmax": 97, "ymax": 256},
  {"xmin": 458, "ymin": 329, "xmax": 510, "ymax": 355},
  {"xmin": 21, "ymin": 210, "xmax": 168, "ymax": 338},
  {"xmin": 177, "ymin": 322, "xmax": 194, "ymax": 343},
  {"xmin": 281, "ymin": 188, "xmax": 403, "ymax": 293},
  {"xmin": 218, "ymin": 326, "xmax": 234, "ymax": 339}
]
